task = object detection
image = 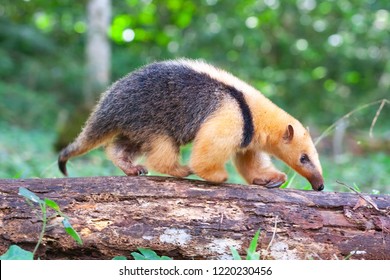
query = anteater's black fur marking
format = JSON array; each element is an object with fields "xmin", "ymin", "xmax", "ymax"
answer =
[
  {"xmin": 225, "ymin": 86, "xmax": 254, "ymax": 147},
  {"xmin": 93, "ymin": 61, "xmax": 254, "ymax": 148}
]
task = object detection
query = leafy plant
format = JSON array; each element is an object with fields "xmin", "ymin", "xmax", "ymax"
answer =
[
  {"xmin": 0, "ymin": 245, "xmax": 34, "ymax": 260},
  {"xmin": 0, "ymin": 187, "xmax": 82, "ymax": 260},
  {"xmin": 231, "ymin": 229, "xmax": 261, "ymax": 260},
  {"xmin": 113, "ymin": 248, "xmax": 172, "ymax": 260},
  {"xmin": 131, "ymin": 248, "xmax": 172, "ymax": 260}
]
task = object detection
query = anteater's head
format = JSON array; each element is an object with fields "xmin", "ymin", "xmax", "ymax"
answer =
[{"xmin": 271, "ymin": 123, "xmax": 324, "ymax": 191}]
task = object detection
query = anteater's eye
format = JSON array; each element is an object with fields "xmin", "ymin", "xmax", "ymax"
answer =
[{"xmin": 300, "ymin": 154, "xmax": 310, "ymax": 164}]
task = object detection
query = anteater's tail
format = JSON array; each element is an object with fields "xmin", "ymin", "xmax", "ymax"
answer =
[{"xmin": 58, "ymin": 108, "xmax": 117, "ymax": 176}]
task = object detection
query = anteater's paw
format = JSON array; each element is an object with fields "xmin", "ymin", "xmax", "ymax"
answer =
[
  {"xmin": 124, "ymin": 165, "xmax": 148, "ymax": 176},
  {"xmin": 252, "ymin": 172, "xmax": 287, "ymax": 188},
  {"xmin": 196, "ymin": 169, "xmax": 228, "ymax": 183},
  {"xmin": 170, "ymin": 166, "xmax": 193, "ymax": 178}
]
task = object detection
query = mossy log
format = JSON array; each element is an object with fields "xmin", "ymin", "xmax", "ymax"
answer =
[{"xmin": 0, "ymin": 176, "xmax": 389, "ymax": 260}]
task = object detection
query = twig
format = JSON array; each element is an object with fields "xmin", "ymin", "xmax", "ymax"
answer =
[
  {"xmin": 32, "ymin": 202, "xmax": 47, "ymax": 258},
  {"xmin": 310, "ymin": 252, "xmax": 323, "ymax": 260},
  {"xmin": 315, "ymin": 98, "xmax": 389, "ymax": 146},
  {"xmin": 369, "ymin": 99, "xmax": 387, "ymax": 138},
  {"xmin": 218, "ymin": 212, "xmax": 224, "ymax": 231},
  {"xmin": 263, "ymin": 215, "xmax": 279, "ymax": 260},
  {"xmin": 336, "ymin": 180, "xmax": 360, "ymax": 194},
  {"xmin": 336, "ymin": 180, "xmax": 380, "ymax": 211}
]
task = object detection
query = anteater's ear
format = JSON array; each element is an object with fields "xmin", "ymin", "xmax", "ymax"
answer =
[{"xmin": 283, "ymin": 124, "xmax": 294, "ymax": 143}]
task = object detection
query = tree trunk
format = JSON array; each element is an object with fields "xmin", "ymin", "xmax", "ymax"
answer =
[
  {"xmin": 0, "ymin": 176, "xmax": 389, "ymax": 260},
  {"xmin": 55, "ymin": 0, "xmax": 111, "ymax": 150},
  {"xmin": 85, "ymin": 0, "xmax": 111, "ymax": 107}
]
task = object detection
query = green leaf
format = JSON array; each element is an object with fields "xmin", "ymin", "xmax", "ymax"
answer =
[
  {"xmin": 62, "ymin": 219, "xmax": 83, "ymax": 245},
  {"xmin": 131, "ymin": 252, "xmax": 147, "ymax": 260},
  {"xmin": 44, "ymin": 198, "xmax": 61, "ymax": 212},
  {"xmin": 246, "ymin": 251, "xmax": 260, "ymax": 260},
  {"xmin": 230, "ymin": 247, "xmax": 242, "ymax": 260},
  {"xmin": 131, "ymin": 248, "xmax": 172, "ymax": 260},
  {"xmin": 138, "ymin": 248, "xmax": 160, "ymax": 260},
  {"xmin": 353, "ymin": 183, "xmax": 361, "ymax": 193},
  {"xmin": 231, "ymin": 230, "xmax": 261, "ymax": 260},
  {"xmin": 112, "ymin": 256, "xmax": 127, "ymax": 260},
  {"xmin": 246, "ymin": 229, "xmax": 261, "ymax": 260},
  {"xmin": 18, "ymin": 187, "xmax": 43, "ymax": 204},
  {"xmin": 0, "ymin": 245, "xmax": 34, "ymax": 260},
  {"xmin": 247, "ymin": 229, "xmax": 260, "ymax": 254}
]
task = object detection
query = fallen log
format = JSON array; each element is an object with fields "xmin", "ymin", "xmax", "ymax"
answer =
[{"xmin": 0, "ymin": 176, "xmax": 389, "ymax": 260}]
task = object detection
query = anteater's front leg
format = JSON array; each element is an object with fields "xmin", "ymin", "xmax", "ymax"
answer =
[
  {"xmin": 190, "ymin": 101, "xmax": 243, "ymax": 183},
  {"xmin": 234, "ymin": 149, "xmax": 287, "ymax": 188}
]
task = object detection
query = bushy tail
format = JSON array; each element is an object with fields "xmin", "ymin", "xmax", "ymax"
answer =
[{"xmin": 58, "ymin": 112, "xmax": 117, "ymax": 176}]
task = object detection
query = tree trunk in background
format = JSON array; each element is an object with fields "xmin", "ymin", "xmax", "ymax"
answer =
[
  {"xmin": 85, "ymin": 0, "xmax": 111, "ymax": 108},
  {"xmin": 0, "ymin": 176, "xmax": 389, "ymax": 260},
  {"xmin": 55, "ymin": 0, "xmax": 111, "ymax": 150}
]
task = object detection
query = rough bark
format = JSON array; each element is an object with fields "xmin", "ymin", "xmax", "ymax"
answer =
[{"xmin": 0, "ymin": 176, "xmax": 389, "ymax": 260}]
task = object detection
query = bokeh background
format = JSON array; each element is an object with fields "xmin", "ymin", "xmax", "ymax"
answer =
[{"xmin": 0, "ymin": 0, "xmax": 389, "ymax": 193}]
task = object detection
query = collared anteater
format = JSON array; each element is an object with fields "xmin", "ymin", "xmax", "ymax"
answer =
[{"xmin": 58, "ymin": 59, "xmax": 324, "ymax": 191}]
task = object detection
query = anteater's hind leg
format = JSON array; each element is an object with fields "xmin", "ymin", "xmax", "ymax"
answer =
[
  {"xmin": 145, "ymin": 135, "xmax": 191, "ymax": 178},
  {"xmin": 105, "ymin": 135, "xmax": 148, "ymax": 176}
]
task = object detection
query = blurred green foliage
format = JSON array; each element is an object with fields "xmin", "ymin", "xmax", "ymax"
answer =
[
  {"xmin": 1, "ymin": 0, "xmax": 389, "ymax": 122},
  {"xmin": 0, "ymin": 0, "xmax": 389, "ymax": 192}
]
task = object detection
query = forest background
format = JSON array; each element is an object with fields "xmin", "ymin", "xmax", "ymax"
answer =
[{"xmin": 0, "ymin": 0, "xmax": 389, "ymax": 193}]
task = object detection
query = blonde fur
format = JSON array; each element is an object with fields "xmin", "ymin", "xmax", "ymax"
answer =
[
  {"xmin": 234, "ymin": 150, "xmax": 287, "ymax": 185},
  {"xmin": 190, "ymin": 99, "xmax": 243, "ymax": 182},
  {"xmin": 145, "ymin": 135, "xmax": 191, "ymax": 177}
]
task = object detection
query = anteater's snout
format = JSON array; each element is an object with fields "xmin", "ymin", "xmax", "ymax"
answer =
[{"xmin": 309, "ymin": 173, "xmax": 324, "ymax": 191}]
